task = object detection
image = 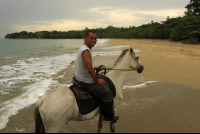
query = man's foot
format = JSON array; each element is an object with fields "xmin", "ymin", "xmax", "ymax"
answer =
[{"xmin": 103, "ymin": 116, "xmax": 119, "ymax": 123}]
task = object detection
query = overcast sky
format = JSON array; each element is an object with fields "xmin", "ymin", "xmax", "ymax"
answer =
[{"xmin": 0, "ymin": 0, "xmax": 190, "ymax": 38}]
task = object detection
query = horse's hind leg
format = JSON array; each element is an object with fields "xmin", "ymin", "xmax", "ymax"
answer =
[
  {"xmin": 38, "ymin": 87, "xmax": 79, "ymax": 133},
  {"xmin": 41, "ymin": 109, "xmax": 74, "ymax": 133},
  {"xmin": 44, "ymin": 119, "xmax": 70, "ymax": 133},
  {"xmin": 35, "ymin": 100, "xmax": 45, "ymax": 133}
]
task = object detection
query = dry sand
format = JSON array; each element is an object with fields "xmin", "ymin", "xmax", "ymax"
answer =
[{"xmin": 107, "ymin": 39, "xmax": 200, "ymax": 89}]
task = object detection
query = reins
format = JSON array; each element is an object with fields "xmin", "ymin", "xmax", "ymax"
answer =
[
  {"xmin": 106, "ymin": 68, "xmax": 134, "ymax": 71},
  {"xmin": 96, "ymin": 65, "xmax": 134, "ymax": 76}
]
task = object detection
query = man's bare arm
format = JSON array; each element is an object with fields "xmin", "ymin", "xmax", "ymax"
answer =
[{"xmin": 82, "ymin": 50, "xmax": 104, "ymax": 85}]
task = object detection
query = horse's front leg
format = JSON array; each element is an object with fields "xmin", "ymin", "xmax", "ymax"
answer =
[{"xmin": 110, "ymin": 122, "xmax": 115, "ymax": 133}]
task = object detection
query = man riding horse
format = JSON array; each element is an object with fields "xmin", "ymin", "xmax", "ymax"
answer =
[{"xmin": 74, "ymin": 31, "xmax": 119, "ymax": 123}]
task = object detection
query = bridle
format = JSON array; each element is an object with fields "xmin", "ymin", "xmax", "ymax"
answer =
[{"xmin": 96, "ymin": 52, "xmax": 142, "ymax": 76}]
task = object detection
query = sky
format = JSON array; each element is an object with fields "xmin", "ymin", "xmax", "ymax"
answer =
[{"xmin": 0, "ymin": 0, "xmax": 190, "ymax": 38}]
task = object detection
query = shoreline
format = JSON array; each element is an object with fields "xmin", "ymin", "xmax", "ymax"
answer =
[{"xmin": 1, "ymin": 38, "xmax": 200, "ymax": 133}]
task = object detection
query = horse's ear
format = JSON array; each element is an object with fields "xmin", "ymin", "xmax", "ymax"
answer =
[
  {"xmin": 130, "ymin": 48, "xmax": 133, "ymax": 53},
  {"xmin": 130, "ymin": 48, "xmax": 135, "ymax": 56}
]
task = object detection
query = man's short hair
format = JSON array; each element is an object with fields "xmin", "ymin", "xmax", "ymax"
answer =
[{"xmin": 84, "ymin": 31, "xmax": 96, "ymax": 38}]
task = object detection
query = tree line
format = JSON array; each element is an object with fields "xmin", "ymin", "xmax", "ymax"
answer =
[{"xmin": 5, "ymin": 0, "xmax": 200, "ymax": 41}]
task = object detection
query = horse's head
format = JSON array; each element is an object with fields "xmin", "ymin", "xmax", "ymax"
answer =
[{"xmin": 129, "ymin": 48, "xmax": 144, "ymax": 73}]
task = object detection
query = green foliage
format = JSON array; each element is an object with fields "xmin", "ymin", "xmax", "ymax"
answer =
[
  {"xmin": 185, "ymin": 0, "xmax": 200, "ymax": 15},
  {"xmin": 170, "ymin": 12, "xmax": 200, "ymax": 40},
  {"xmin": 5, "ymin": 30, "xmax": 84, "ymax": 39}
]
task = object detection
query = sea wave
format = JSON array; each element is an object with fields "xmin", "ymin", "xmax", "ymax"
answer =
[
  {"xmin": 123, "ymin": 81, "xmax": 158, "ymax": 90},
  {"xmin": 0, "ymin": 53, "xmax": 77, "ymax": 89},
  {"xmin": 0, "ymin": 79, "xmax": 51, "ymax": 130}
]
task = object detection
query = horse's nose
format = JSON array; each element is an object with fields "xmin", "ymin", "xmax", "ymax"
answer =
[{"xmin": 137, "ymin": 65, "xmax": 144, "ymax": 73}]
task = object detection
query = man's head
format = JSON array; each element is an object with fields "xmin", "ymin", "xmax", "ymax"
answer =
[{"xmin": 84, "ymin": 31, "xmax": 97, "ymax": 49}]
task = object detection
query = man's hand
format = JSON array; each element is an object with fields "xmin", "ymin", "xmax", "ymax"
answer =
[
  {"xmin": 97, "ymin": 79, "xmax": 105, "ymax": 85},
  {"xmin": 94, "ymin": 66, "xmax": 103, "ymax": 71}
]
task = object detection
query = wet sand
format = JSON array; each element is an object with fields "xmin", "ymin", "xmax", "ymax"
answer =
[{"xmin": 1, "ymin": 39, "xmax": 200, "ymax": 133}]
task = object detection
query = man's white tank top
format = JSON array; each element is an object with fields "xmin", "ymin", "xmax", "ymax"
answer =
[{"xmin": 74, "ymin": 44, "xmax": 95, "ymax": 84}]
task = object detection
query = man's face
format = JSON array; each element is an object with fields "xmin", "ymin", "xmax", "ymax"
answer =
[{"xmin": 84, "ymin": 32, "xmax": 97, "ymax": 49}]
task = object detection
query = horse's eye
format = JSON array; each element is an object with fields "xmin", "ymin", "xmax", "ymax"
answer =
[{"xmin": 136, "ymin": 56, "xmax": 139, "ymax": 60}]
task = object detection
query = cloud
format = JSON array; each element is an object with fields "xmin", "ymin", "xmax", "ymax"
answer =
[
  {"xmin": 87, "ymin": 7, "xmax": 138, "ymax": 26},
  {"xmin": 10, "ymin": 20, "xmax": 104, "ymax": 32},
  {"xmin": 130, "ymin": 9, "xmax": 186, "ymax": 25},
  {"xmin": 137, "ymin": 9, "xmax": 185, "ymax": 17},
  {"xmin": 8, "ymin": 7, "xmax": 186, "ymax": 34}
]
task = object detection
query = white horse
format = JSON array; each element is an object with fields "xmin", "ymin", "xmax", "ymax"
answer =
[{"xmin": 34, "ymin": 48, "xmax": 144, "ymax": 133}]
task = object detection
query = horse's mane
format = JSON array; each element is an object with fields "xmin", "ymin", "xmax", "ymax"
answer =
[{"xmin": 112, "ymin": 49, "xmax": 129, "ymax": 68}]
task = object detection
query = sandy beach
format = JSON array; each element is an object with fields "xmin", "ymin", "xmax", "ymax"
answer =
[
  {"xmin": 59, "ymin": 39, "xmax": 200, "ymax": 133},
  {"xmin": 107, "ymin": 39, "xmax": 200, "ymax": 89},
  {"xmin": 1, "ymin": 39, "xmax": 200, "ymax": 133}
]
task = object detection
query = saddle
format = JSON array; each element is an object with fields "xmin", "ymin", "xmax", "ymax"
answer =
[{"xmin": 69, "ymin": 75, "xmax": 116, "ymax": 115}]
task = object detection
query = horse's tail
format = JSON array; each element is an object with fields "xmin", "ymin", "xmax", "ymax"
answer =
[{"xmin": 34, "ymin": 100, "xmax": 45, "ymax": 133}]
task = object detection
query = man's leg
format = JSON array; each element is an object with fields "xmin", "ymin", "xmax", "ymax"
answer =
[
  {"xmin": 82, "ymin": 83, "xmax": 119, "ymax": 122},
  {"xmin": 103, "ymin": 101, "xmax": 119, "ymax": 123}
]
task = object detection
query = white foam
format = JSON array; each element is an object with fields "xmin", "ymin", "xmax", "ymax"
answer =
[
  {"xmin": 0, "ymin": 78, "xmax": 37, "ymax": 83},
  {"xmin": 94, "ymin": 45, "xmax": 130, "ymax": 50},
  {"xmin": 96, "ymin": 39, "xmax": 109, "ymax": 43},
  {"xmin": 5, "ymin": 56, "xmax": 13, "ymax": 59},
  {"xmin": 0, "ymin": 79, "xmax": 52, "ymax": 130},
  {"xmin": 0, "ymin": 53, "xmax": 77, "ymax": 91},
  {"xmin": 94, "ymin": 39, "xmax": 109, "ymax": 47},
  {"xmin": 93, "ymin": 51, "xmax": 122, "ymax": 56},
  {"xmin": 123, "ymin": 81, "xmax": 158, "ymax": 90},
  {"xmin": 0, "ymin": 90, "xmax": 9, "ymax": 95},
  {"xmin": 94, "ymin": 39, "xmax": 141, "ymax": 53}
]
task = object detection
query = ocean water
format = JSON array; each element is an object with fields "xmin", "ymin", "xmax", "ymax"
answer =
[{"xmin": 0, "ymin": 38, "xmax": 141, "ymax": 130}]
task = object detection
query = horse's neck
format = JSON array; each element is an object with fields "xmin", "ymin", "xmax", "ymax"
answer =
[{"xmin": 107, "ymin": 53, "xmax": 130, "ymax": 89}]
